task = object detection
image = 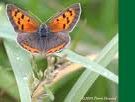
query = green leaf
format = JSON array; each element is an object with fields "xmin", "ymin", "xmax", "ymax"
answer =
[
  {"xmin": 64, "ymin": 34, "xmax": 118, "ymax": 102},
  {"xmin": 56, "ymin": 39, "xmax": 118, "ymax": 84},
  {"xmin": 4, "ymin": 40, "xmax": 33, "ymax": 102},
  {"xmin": 0, "ymin": 3, "xmax": 118, "ymax": 102},
  {"xmin": 0, "ymin": 67, "xmax": 19, "ymax": 100},
  {"xmin": 0, "ymin": 4, "xmax": 34, "ymax": 102}
]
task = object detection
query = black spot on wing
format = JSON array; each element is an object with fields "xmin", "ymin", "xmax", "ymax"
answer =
[
  {"xmin": 67, "ymin": 9, "xmax": 73, "ymax": 16},
  {"xmin": 63, "ymin": 14, "xmax": 66, "ymax": 18},
  {"xmin": 14, "ymin": 10, "xmax": 20, "ymax": 17},
  {"xmin": 21, "ymin": 24, "xmax": 24, "ymax": 30},
  {"xmin": 63, "ymin": 24, "xmax": 66, "ymax": 29},
  {"xmin": 21, "ymin": 14, "xmax": 24, "ymax": 19},
  {"xmin": 67, "ymin": 17, "xmax": 70, "ymax": 24},
  {"xmin": 17, "ymin": 20, "xmax": 20, "ymax": 24}
]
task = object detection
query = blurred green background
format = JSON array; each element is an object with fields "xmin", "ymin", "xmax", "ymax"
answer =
[{"xmin": 0, "ymin": 0, "xmax": 118, "ymax": 102}]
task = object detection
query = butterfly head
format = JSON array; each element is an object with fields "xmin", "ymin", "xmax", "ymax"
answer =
[{"xmin": 38, "ymin": 24, "xmax": 50, "ymax": 37}]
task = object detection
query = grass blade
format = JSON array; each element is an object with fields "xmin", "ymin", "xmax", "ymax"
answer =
[
  {"xmin": 4, "ymin": 40, "xmax": 33, "ymax": 102},
  {"xmin": 64, "ymin": 34, "xmax": 118, "ymax": 102},
  {"xmin": 0, "ymin": 5, "xmax": 33, "ymax": 102},
  {"xmin": 56, "ymin": 35, "xmax": 118, "ymax": 83}
]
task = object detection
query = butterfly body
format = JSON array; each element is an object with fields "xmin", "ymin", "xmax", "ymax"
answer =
[
  {"xmin": 6, "ymin": 3, "xmax": 81, "ymax": 54},
  {"xmin": 38, "ymin": 24, "xmax": 50, "ymax": 37}
]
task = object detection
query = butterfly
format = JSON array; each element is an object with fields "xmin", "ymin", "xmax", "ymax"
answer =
[{"xmin": 6, "ymin": 3, "xmax": 81, "ymax": 55}]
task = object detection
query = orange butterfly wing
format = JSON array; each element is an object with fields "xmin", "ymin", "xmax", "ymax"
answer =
[
  {"xmin": 6, "ymin": 4, "xmax": 39, "ymax": 33},
  {"xmin": 47, "ymin": 3, "xmax": 81, "ymax": 33}
]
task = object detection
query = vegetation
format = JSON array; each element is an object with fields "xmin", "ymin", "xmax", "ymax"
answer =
[{"xmin": 0, "ymin": 0, "xmax": 118, "ymax": 102}]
